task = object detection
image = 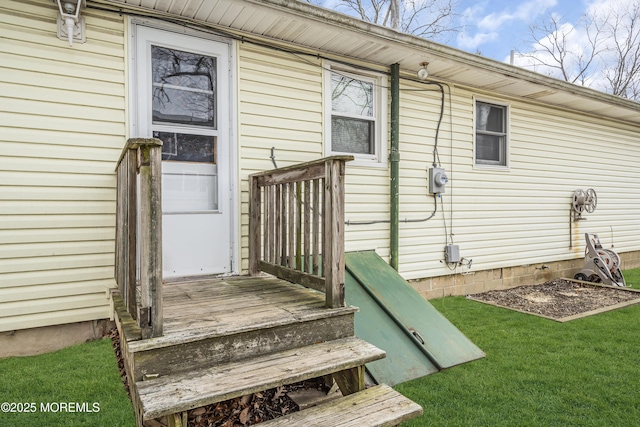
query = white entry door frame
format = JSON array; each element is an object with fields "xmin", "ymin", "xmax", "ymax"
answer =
[{"xmin": 130, "ymin": 21, "xmax": 237, "ymax": 278}]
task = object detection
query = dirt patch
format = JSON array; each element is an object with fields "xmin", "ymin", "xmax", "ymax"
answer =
[{"xmin": 468, "ymin": 279, "xmax": 640, "ymax": 320}]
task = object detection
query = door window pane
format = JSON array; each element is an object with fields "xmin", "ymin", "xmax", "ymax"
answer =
[
  {"xmin": 154, "ymin": 131, "xmax": 218, "ymax": 212},
  {"xmin": 151, "ymin": 46, "xmax": 216, "ymax": 128},
  {"xmin": 154, "ymin": 132, "xmax": 216, "ymax": 164}
]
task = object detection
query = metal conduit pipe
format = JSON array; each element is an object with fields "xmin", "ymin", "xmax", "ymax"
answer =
[{"xmin": 390, "ymin": 63, "xmax": 400, "ymax": 271}]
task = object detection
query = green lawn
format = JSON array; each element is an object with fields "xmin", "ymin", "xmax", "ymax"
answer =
[
  {"xmin": 396, "ymin": 270, "xmax": 640, "ymax": 426},
  {"xmin": 0, "ymin": 337, "xmax": 135, "ymax": 427},
  {"xmin": 1, "ymin": 270, "xmax": 639, "ymax": 427}
]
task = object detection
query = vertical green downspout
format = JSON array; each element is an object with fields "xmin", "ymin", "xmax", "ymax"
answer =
[{"xmin": 390, "ymin": 63, "xmax": 400, "ymax": 271}]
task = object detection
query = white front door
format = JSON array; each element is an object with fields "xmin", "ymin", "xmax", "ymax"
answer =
[{"xmin": 134, "ymin": 25, "xmax": 233, "ymax": 278}]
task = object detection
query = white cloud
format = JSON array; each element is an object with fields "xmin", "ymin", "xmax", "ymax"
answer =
[
  {"xmin": 460, "ymin": 1, "xmax": 489, "ymax": 27},
  {"xmin": 515, "ymin": 0, "xmax": 639, "ymax": 93},
  {"xmin": 457, "ymin": 1, "xmax": 492, "ymax": 50},
  {"xmin": 585, "ymin": 0, "xmax": 637, "ymax": 16},
  {"xmin": 514, "ymin": 21, "xmax": 593, "ymax": 77},
  {"xmin": 456, "ymin": 31, "xmax": 498, "ymax": 50},
  {"xmin": 478, "ymin": 0, "xmax": 557, "ymax": 30},
  {"xmin": 458, "ymin": 0, "xmax": 558, "ymax": 53}
]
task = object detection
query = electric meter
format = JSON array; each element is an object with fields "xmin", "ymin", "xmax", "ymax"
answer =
[{"xmin": 428, "ymin": 167, "xmax": 448, "ymax": 194}]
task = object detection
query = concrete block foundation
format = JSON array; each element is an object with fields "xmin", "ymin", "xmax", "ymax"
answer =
[
  {"xmin": 0, "ymin": 319, "xmax": 114, "ymax": 358},
  {"xmin": 410, "ymin": 250, "xmax": 640, "ymax": 300}
]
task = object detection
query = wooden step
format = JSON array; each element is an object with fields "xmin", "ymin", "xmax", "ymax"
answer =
[
  {"xmin": 261, "ymin": 384, "xmax": 423, "ymax": 427},
  {"xmin": 137, "ymin": 337, "xmax": 385, "ymax": 421},
  {"xmin": 120, "ymin": 279, "xmax": 359, "ymax": 382}
]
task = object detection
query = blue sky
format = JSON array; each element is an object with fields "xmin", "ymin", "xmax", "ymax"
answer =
[
  {"xmin": 454, "ymin": 0, "xmax": 585, "ymax": 61},
  {"xmin": 316, "ymin": 0, "xmax": 635, "ymax": 94},
  {"xmin": 317, "ymin": 0, "xmax": 597, "ymax": 63}
]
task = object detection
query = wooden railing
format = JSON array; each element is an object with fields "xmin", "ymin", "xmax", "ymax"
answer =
[
  {"xmin": 115, "ymin": 138, "xmax": 163, "ymax": 339},
  {"xmin": 249, "ymin": 156, "xmax": 353, "ymax": 308}
]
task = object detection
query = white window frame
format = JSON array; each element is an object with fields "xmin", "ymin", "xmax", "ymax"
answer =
[
  {"xmin": 324, "ymin": 64, "xmax": 387, "ymax": 168},
  {"xmin": 473, "ymin": 97, "xmax": 510, "ymax": 169}
]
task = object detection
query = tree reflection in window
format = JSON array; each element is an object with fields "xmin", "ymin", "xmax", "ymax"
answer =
[
  {"xmin": 331, "ymin": 74, "xmax": 373, "ymax": 116},
  {"xmin": 151, "ymin": 46, "xmax": 217, "ymax": 128}
]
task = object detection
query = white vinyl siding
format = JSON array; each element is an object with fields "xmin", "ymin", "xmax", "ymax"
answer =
[
  {"xmin": 395, "ymin": 81, "xmax": 640, "ymax": 280},
  {"xmin": 0, "ymin": 0, "xmax": 125, "ymax": 331},
  {"xmin": 394, "ymin": 83, "xmax": 456, "ymax": 274},
  {"xmin": 237, "ymin": 44, "xmax": 324, "ymax": 271}
]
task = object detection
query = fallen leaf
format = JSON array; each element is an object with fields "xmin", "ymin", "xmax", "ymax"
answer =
[
  {"xmin": 273, "ymin": 386, "xmax": 285, "ymax": 400},
  {"xmin": 241, "ymin": 394, "xmax": 253, "ymax": 406},
  {"xmin": 192, "ymin": 407, "xmax": 206, "ymax": 416},
  {"xmin": 239, "ymin": 406, "xmax": 250, "ymax": 425}
]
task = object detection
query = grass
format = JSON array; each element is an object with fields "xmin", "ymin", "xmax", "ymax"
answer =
[
  {"xmin": 2, "ymin": 270, "xmax": 639, "ymax": 427},
  {"xmin": 0, "ymin": 337, "xmax": 135, "ymax": 427},
  {"xmin": 396, "ymin": 269, "xmax": 640, "ymax": 426}
]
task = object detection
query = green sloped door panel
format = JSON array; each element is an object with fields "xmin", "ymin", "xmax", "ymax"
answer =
[
  {"xmin": 345, "ymin": 270, "xmax": 439, "ymax": 385},
  {"xmin": 345, "ymin": 250, "xmax": 484, "ymax": 385}
]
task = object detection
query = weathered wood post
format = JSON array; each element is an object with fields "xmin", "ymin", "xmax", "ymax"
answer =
[
  {"xmin": 296, "ymin": 182, "xmax": 303, "ymax": 270},
  {"xmin": 248, "ymin": 174, "xmax": 261, "ymax": 276},
  {"xmin": 125, "ymin": 149, "xmax": 138, "ymax": 318},
  {"xmin": 323, "ymin": 157, "xmax": 346, "ymax": 308},
  {"xmin": 115, "ymin": 145, "xmax": 139, "ymax": 320},
  {"xmin": 137, "ymin": 139, "xmax": 163, "ymax": 339},
  {"xmin": 115, "ymin": 152, "xmax": 124, "ymax": 302}
]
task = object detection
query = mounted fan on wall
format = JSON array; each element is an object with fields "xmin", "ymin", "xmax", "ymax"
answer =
[{"xmin": 572, "ymin": 188, "xmax": 597, "ymax": 221}]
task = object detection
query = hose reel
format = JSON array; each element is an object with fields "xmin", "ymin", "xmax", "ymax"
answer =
[
  {"xmin": 574, "ymin": 233, "xmax": 626, "ymax": 287},
  {"xmin": 572, "ymin": 188, "xmax": 597, "ymax": 220}
]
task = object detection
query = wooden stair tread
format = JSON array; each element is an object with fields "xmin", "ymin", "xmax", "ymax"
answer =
[
  {"xmin": 261, "ymin": 384, "xmax": 423, "ymax": 427},
  {"xmin": 137, "ymin": 337, "xmax": 385, "ymax": 420},
  {"xmin": 127, "ymin": 306, "xmax": 358, "ymax": 352}
]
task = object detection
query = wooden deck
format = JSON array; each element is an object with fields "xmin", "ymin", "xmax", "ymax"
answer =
[
  {"xmin": 113, "ymin": 274, "xmax": 422, "ymax": 426},
  {"xmin": 117, "ymin": 274, "xmax": 360, "ymax": 381},
  {"xmin": 113, "ymin": 274, "xmax": 423, "ymax": 426},
  {"xmin": 160, "ymin": 274, "xmax": 352, "ymax": 339}
]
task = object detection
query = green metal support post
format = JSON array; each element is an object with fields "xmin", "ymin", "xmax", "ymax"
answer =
[{"xmin": 390, "ymin": 63, "xmax": 400, "ymax": 271}]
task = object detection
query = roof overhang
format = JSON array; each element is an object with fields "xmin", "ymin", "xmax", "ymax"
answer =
[{"xmin": 96, "ymin": 0, "xmax": 640, "ymax": 126}]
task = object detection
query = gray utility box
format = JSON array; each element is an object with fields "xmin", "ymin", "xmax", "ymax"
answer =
[
  {"xmin": 428, "ymin": 167, "xmax": 448, "ymax": 194},
  {"xmin": 445, "ymin": 244, "xmax": 460, "ymax": 264}
]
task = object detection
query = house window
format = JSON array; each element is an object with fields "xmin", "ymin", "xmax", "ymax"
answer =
[
  {"xmin": 326, "ymin": 67, "xmax": 386, "ymax": 166},
  {"xmin": 475, "ymin": 100, "xmax": 508, "ymax": 167}
]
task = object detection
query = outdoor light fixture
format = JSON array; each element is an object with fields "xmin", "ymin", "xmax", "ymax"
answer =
[
  {"xmin": 55, "ymin": 0, "xmax": 85, "ymax": 46},
  {"xmin": 417, "ymin": 62, "xmax": 429, "ymax": 80}
]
